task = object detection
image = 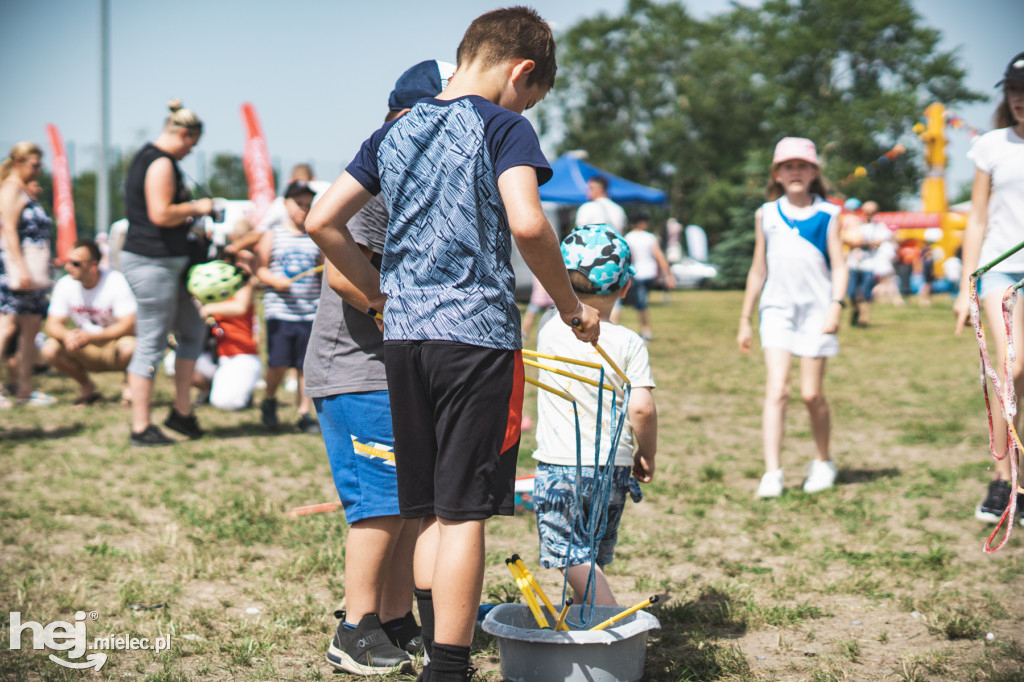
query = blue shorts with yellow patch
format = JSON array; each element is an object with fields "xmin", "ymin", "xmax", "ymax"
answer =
[{"xmin": 315, "ymin": 391, "xmax": 399, "ymax": 524}]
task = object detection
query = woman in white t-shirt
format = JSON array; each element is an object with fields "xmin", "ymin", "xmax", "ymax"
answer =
[{"xmin": 953, "ymin": 51, "xmax": 1024, "ymax": 524}]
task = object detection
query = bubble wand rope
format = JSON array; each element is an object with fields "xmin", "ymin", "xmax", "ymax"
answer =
[
  {"xmin": 970, "ymin": 277, "xmax": 1012, "ymax": 458},
  {"xmin": 524, "ymin": 369, "xmax": 590, "ymax": 618},
  {"xmin": 968, "ymin": 260, "xmax": 1023, "ymax": 551},
  {"xmin": 570, "ymin": 360, "xmax": 611, "ymax": 629},
  {"xmin": 982, "ymin": 279, "xmax": 1024, "ymax": 552},
  {"xmin": 533, "ymin": 354, "xmax": 610, "ymax": 626},
  {"xmin": 525, "ymin": 343, "xmax": 626, "ymax": 627},
  {"xmin": 572, "ymin": 381, "xmax": 630, "ymax": 629},
  {"xmin": 552, "ymin": 319, "xmax": 631, "ymax": 628},
  {"xmin": 967, "ymin": 239, "xmax": 1024, "ymax": 415}
]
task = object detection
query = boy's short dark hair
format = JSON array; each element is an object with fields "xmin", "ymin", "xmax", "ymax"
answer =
[
  {"xmin": 73, "ymin": 238, "xmax": 102, "ymax": 263},
  {"xmin": 588, "ymin": 175, "xmax": 609, "ymax": 191},
  {"xmin": 457, "ymin": 6, "xmax": 556, "ymax": 91},
  {"xmin": 284, "ymin": 180, "xmax": 316, "ymax": 200},
  {"xmin": 568, "ymin": 269, "xmax": 600, "ymax": 295}
]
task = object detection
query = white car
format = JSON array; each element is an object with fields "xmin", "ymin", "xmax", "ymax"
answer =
[{"xmin": 670, "ymin": 256, "xmax": 718, "ymax": 289}]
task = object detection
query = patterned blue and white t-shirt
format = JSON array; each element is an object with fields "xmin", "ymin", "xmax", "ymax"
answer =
[{"xmin": 347, "ymin": 94, "xmax": 552, "ymax": 350}]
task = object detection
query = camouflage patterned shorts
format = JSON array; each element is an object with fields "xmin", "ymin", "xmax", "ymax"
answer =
[{"xmin": 533, "ymin": 463, "xmax": 631, "ymax": 569}]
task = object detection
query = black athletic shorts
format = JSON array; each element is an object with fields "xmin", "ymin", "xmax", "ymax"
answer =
[{"xmin": 384, "ymin": 341, "xmax": 523, "ymax": 521}]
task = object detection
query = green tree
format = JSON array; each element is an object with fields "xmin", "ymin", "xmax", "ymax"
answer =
[
  {"xmin": 542, "ymin": 0, "xmax": 983, "ymax": 287},
  {"xmin": 207, "ymin": 153, "xmax": 249, "ymax": 200},
  {"xmin": 72, "ymin": 171, "xmax": 96, "ymax": 238}
]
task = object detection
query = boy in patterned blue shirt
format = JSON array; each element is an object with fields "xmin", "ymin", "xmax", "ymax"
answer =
[{"xmin": 308, "ymin": 8, "xmax": 600, "ymax": 680}]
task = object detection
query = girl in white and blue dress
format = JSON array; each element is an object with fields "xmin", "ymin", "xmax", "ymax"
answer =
[{"xmin": 737, "ymin": 137, "xmax": 848, "ymax": 498}]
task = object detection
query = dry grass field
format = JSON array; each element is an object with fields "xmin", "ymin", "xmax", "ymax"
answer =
[{"xmin": 2, "ymin": 290, "xmax": 1023, "ymax": 681}]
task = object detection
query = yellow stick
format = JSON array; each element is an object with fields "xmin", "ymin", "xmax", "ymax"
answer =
[
  {"xmin": 588, "ymin": 595, "xmax": 659, "ymax": 631},
  {"xmin": 554, "ymin": 597, "xmax": 573, "ymax": 632},
  {"xmin": 525, "ymin": 375, "xmax": 575, "ymax": 403},
  {"xmin": 559, "ymin": 319, "xmax": 631, "ymax": 385},
  {"xmin": 593, "ymin": 343, "xmax": 630, "ymax": 386},
  {"xmin": 287, "ymin": 264, "xmax": 324, "ymax": 283},
  {"xmin": 512, "ymin": 555, "xmax": 561, "ymax": 629},
  {"xmin": 522, "ymin": 348, "xmax": 604, "ymax": 370},
  {"xmin": 524, "ymin": 359, "xmax": 615, "ymax": 392},
  {"xmin": 506, "ymin": 559, "xmax": 549, "ymax": 629}
]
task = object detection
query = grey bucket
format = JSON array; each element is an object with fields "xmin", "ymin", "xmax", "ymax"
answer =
[{"xmin": 481, "ymin": 603, "xmax": 660, "ymax": 682}]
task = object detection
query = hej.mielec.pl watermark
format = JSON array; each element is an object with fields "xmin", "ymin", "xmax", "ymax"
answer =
[{"xmin": 8, "ymin": 611, "xmax": 171, "ymax": 671}]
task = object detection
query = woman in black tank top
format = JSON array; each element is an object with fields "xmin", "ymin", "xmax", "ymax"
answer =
[{"xmin": 122, "ymin": 99, "xmax": 214, "ymax": 447}]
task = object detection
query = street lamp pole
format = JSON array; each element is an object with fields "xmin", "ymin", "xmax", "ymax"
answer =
[{"xmin": 97, "ymin": 0, "xmax": 111, "ymax": 234}]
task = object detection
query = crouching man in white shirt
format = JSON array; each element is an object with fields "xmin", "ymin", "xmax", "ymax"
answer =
[{"xmin": 42, "ymin": 239, "xmax": 136, "ymax": 405}]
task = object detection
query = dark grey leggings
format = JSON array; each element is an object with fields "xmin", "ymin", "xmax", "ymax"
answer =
[{"xmin": 121, "ymin": 252, "xmax": 204, "ymax": 378}]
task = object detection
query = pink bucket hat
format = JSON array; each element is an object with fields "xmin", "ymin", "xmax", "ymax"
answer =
[{"xmin": 772, "ymin": 137, "xmax": 819, "ymax": 167}]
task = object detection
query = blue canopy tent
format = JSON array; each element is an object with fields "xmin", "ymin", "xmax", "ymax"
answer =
[{"xmin": 539, "ymin": 154, "xmax": 667, "ymax": 205}]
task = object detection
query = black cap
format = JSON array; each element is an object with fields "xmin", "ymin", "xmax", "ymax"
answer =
[
  {"xmin": 284, "ymin": 180, "xmax": 316, "ymax": 200},
  {"xmin": 996, "ymin": 51, "xmax": 1024, "ymax": 87}
]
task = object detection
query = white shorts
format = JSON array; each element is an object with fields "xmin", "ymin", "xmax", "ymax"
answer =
[
  {"xmin": 759, "ymin": 303, "xmax": 838, "ymax": 358},
  {"xmin": 210, "ymin": 354, "xmax": 263, "ymax": 411},
  {"xmin": 162, "ymin": 349, "xmax": 217, "ymax": 378},
  {"xmin": 195, "ymin": 352, "xmax": 218, "ymax": 381}
]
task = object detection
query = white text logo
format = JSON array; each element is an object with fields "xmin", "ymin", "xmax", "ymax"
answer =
[{"xmin": 9, "ymin": 611, "xmax": 171, "ymax": 670}]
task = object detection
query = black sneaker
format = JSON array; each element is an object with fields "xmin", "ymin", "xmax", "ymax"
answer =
[
  {"xmin": 382, "ymin": 611, "xmax": 423, "ymax": 655},
  {"xmin": 976, "ymin": 480, "xmax": 1012, "ymax": 523},
  {"xmin": 164, "ymin": 408, "xmax": 204, "ymax": 440},
  {"xmin": 130, "ymin": 425, "xmax": 174, "ymax": 447},
  {"xmin": 261, "ymin": 398, "xmax": 278, "ymax": 431},
  {"xmin": 297, "ymin": 413, "xmax": 320, "ymax": 434},
  {"xmin": 326, "ymin": 611, "xmax": 410, "ymax": 676}
]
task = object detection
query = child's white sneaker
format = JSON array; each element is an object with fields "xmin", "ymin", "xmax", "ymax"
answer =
[
  {"xmin": 756, "ymin": 469, "xmax": 784, "ymax": 498},
  {"xmin": 803, "ymin": 459, "xmax": 837, "ymax": 493}
]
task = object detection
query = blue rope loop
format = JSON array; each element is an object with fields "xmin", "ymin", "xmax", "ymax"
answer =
[{"xmin": 553, "ymin": 361, "xmax": 632, "ymax": 630}]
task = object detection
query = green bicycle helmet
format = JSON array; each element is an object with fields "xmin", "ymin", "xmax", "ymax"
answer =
[{"xmin": 187, "ymin": 261, "xmax": 248, "ymax": 304}]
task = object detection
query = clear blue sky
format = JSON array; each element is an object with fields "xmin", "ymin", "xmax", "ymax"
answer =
[{"xmin": 2, "ymin": 0, "xmax": 1020, "ymax": 215}]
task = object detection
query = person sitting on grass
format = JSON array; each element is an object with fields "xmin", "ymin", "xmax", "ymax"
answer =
[
  {"xmin": 532, "ymin": 223, "xmax": 657, "ymax": 607},
  {"xmin": 41, "ymin": 239, "xmax": 136, "ymax": 406},
  {"xmin": 193, "ymin": 250, "xmax": 261, "ymax": 412}
]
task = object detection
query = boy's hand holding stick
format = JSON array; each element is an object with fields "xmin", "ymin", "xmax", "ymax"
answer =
[{"xmin": 561, "ymin": 301, "xmax": 600, "ymax": 344}]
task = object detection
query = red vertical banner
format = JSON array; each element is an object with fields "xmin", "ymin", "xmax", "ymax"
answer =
[
  {"xmin": 239, "ymin": 103, "xmax": 276, "ymax": 228},
  {"xmin": 45, "ymin": 124, "xmax": 77, "ymax": 262}
]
